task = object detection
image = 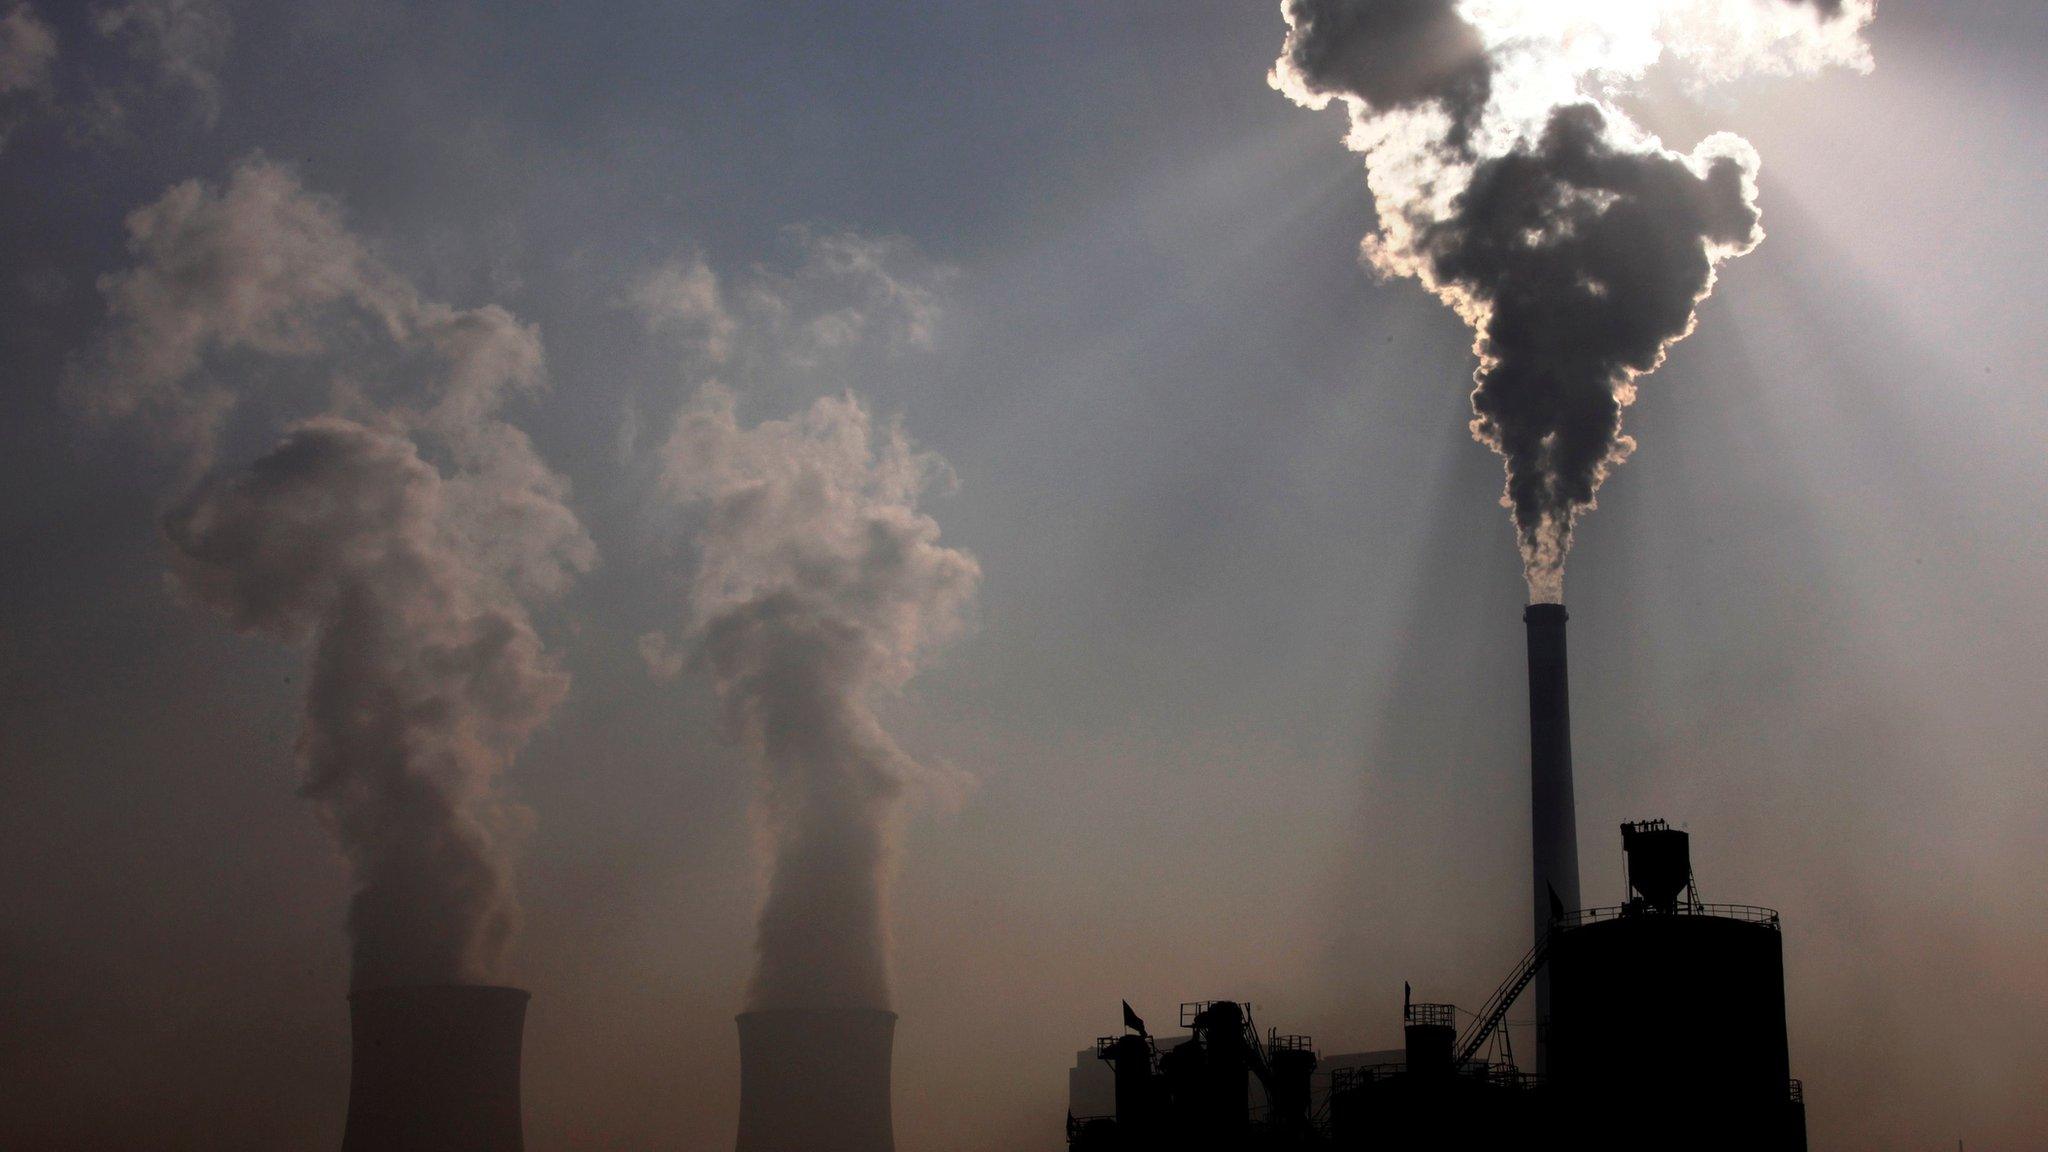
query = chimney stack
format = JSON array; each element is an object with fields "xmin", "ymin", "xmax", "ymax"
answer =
[
  {"xmin": 1524, "ymin": 603, "xmax": 1582, "ymax": 1074},
  {"xmin": 342, "ymin": 984, "xmax": 529, "ymax": 1152},
  {"xmin": 736, "ymin": 1008, "xmax": 897, "ymax": 1152}
]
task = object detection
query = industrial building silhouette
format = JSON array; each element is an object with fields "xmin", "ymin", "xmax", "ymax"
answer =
[
  {"xmin": 1064, "ymin": 820, "xmax": 1803, "ymax": 1151},
  {"xmin": 1061, "ymin": 606, "xmax": 1807, "ymax": 1150}
]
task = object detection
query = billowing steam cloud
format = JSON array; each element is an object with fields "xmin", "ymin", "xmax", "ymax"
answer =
[
  {"xmin": 627, "ymin": 226, "xmax": 948, "ymax": 374},
  {"xmin": 1272, "ymin": 0, "xmax": 1873, "ymax": 601},
  {"xmin": 78, "ymin": 156, "xmax": 593, "ymax": 988},
  {"xmin": 645, "ymin": 386, "xmax": 978, "ymax": 1010}
]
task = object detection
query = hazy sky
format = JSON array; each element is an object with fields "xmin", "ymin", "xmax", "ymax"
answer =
[{"xmin": 3, "ymin": 2, "xmax": 2045, "ymax": 1150}]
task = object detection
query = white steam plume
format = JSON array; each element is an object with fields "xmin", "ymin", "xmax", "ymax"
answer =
[
  {"xmin": 626, "ymin": 226, "xmax": 948, "ymax": 373},
  {"xmin": 1272, "ymin": 0, "xmax": 1873, "ymax": 601},
  {"xmin": 645, "ymin": 386, "xmax": 979, "ymax": 1010},
  {"xmin": 78, "ymin": 156, "xmax": 593, "ymax": 988}
]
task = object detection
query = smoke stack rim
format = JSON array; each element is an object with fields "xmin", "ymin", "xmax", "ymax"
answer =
[{"xmin": 1524, "ymin": 602, "xmax": 1569, "ymax": 624}]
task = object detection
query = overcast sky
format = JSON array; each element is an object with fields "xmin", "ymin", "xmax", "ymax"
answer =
[{"xmin": 3, "ymin": 2, "xmax": 2045, "ymax": 1150}]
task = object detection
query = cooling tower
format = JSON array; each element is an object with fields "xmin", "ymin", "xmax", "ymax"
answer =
[
  {"xmin": 735, "ymin": 1008, "xmax": 897, "ymax": 1152},
  {"xmin": 342, "ymin": 984, "xmax": 529, "ymax": 1152},
  {"xmin": 1524, "ymin": 603, "xmax": 1582, "ymax": 1074}
]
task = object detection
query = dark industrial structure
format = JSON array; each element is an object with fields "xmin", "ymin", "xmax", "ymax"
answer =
[
  {"xmin": 1073, "ymin": 1001, "xmax": 1324, "ymax": 1152},
  {"xmin": 1065, "ymin": 606, "xmax": 1807, "ymax": 1150},
  {"xmin": 1548, "ymin": 822, "xmax": 1800, "ymax": 1148},
  {"xmin": 1523, "ymin": 603, "xmax": 1579, "ymax": 1074},
  {"xmin": 342, "ymin": 984, "xmax": 530, "ymax": 1152},
  {"xmin": 736, "ymin": 1007, "xmax": 898, "ymax": 1152}
]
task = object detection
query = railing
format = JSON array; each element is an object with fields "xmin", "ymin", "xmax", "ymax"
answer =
[
  {"xmin": 1560, "ymin": 903, "xmax": 1781, "ymax": 930},
  {"xmin": 1478, "ymin": 1065, "xmax": 1545, "ymax": 1090},
  {"xmin": 1066, "ymin": 1113, "xmax": 1113, "ymax": 1144},
  {"xmin": 1406, "ymin": 1002, "xmax": 1457, "ymax": 1029},
  {"xmin": 1328, "ymin": 1064, "xmax": 1401, "ymax": 1095},
  {"xmin": 1327, "ymin": 1061, "xmax": 1543, "ymax": 1094},
  {"xmin": 1095, "ymin": 1034, "xmax": 1154, "ymax": 1059}
]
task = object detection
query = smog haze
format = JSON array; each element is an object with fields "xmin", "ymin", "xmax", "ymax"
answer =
[{"xmin": 2, "ymin": 2, "xmax": 2044, "ymax": 1150}]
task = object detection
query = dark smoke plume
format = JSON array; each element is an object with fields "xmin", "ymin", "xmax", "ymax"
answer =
[
  {"xmin": 1428, "ymin": 102, "xmax": 1763, "ymax": 593},
  {"xmin": 1272, "ymin": 0, "xmax": 1872, "ymax": 600},
  {"xmin": 646, "ymin": 386, "xmax": 978, "ymax": 1010},
  {"xmin": 78, "ymin": 157, "xmax": 592, "ymax": 987},
  {"xmin": 1273, "ymin": 0, "xmax": 1491, "ymax": 146}
]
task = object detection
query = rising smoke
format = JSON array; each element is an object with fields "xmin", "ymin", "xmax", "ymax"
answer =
[
  {"xmin": 1272, "ymin": 0, "xmax": 1873, "ymax": 601},
  {"xmin": 78, "ymin": 156, "xmax": 593, "ymax": 988},
  {"xmin": 645, "ymin": 386, "xmax": 978, "ymax": 1010}
]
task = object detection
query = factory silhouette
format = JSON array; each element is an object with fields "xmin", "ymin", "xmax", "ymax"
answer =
[
  {"xmin": 331, "ymin": 603, "xmax": 1806, "ymax": 1150},
  {"xmin": 1058, "ymin": 605, "xmax": 1805, "ymax": 1152}
]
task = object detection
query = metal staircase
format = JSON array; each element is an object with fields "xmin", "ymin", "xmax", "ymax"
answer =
[
  {"xmin": 1451, "ymin": 929, "xmax": 1552, "ymax": 1069},
  {"xmin": 1238, "ymin": 1004, "xmax": 1278, "ymax": 1102}
]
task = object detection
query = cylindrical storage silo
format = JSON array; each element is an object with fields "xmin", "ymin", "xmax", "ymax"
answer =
[
  {"xmin": 1190, "ymin": 1002, "xmax": 1251, "ymax": 1136},
  {"xmin": 1548, "ymin": 911, "xmax": 1803, "ymax": 1151},
  {"xmin": 1620, "ymin": 823, "xmax": 1693, "ymax": 912},
  {"xmin": 1103, "ymin": 1034, "xmax": 1158, "ymax": 1132},
  {"xmin": 1267, "ymin": 1045, "xmax": 1318, "ymax": 1129},
  {"xmin": 1403, "ymin": 1023, "xmax": 1456, "ymax": 1077},
  {"xmin": 342, "ymin": 984, "xmax": 529, "ymax": 1152}
]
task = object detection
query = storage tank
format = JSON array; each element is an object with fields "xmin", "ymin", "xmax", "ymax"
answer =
[
  {"xmin": 1620, "ymin": 820, "xmax": 1693, "ymax": 913},
  {"xmin": 1100, "ymin": 1033, "xmax": 1158, "ymax": 1132},
  {"xmin": 1266, "ymin": 1038, "xmax": 1318, "ymax": 1131},
  {"xmin": 1403, "ymin": 1003, "xmax": 1457, "ymax": 1077},
  {"xmin": 1186, "ymin": 1002, "xmax": 1252, "ymax": 1136},
  {"xmin": 1548, "ymin": 909, "xmax": 1804, "ymax": 1150}
]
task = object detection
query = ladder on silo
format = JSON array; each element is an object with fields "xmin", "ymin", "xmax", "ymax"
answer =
[{"xmin": 1451, "ymin": 929, "xmax": 1552, "ymax": 1070}]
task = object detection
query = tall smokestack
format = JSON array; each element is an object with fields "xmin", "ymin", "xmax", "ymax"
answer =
[
  {"xmin": 342, "ymin": 985, "xmax": 529, "ymax": 1152},
  {"xmin": 736, "ymin": 1008, "xmax": 897, "ymax": 1152},
  {"xmin": 1525, "ymin": 603, "xmax": 1581, "ymax": 1074}
]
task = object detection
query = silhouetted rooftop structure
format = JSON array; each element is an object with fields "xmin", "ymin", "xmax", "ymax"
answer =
[
  {"xmin": 1064, "ymin": 605, "xmax": 1805, "ymax": 1148},
  {"xmin": 1064, "ymin": 822, "xmax": 1806, "ymax": 1151}
]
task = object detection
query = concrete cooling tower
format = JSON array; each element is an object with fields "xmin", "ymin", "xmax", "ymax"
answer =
[
  {"xmin": 342, "ymin": 984, "xmax": 529, "ymax": 1152},
  {"xmin": 735, "ymin": 1008, "xmax": 897, "ymax": 1152}
]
